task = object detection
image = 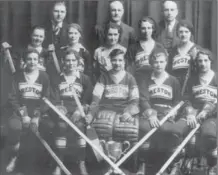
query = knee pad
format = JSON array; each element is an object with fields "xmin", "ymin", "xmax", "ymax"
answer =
[
  {"xmin": 113, "ymin": 115, "xmax": 139, "ymax": 143},
  {"xmin": 8, "ymin": 115, "xmax": 22, "ymax": 131},
  {"xmin": 92, "ymin": 110, "xmax": 116, "ymax": 140}
]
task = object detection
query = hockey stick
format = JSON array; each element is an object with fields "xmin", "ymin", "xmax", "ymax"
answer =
[
  {"xmin": 2, "ymin": 42, "xmax": 16, "ymax": 73},
  {"xmin": 43, "ymin": 97, "xmax": 125, "ymax": 175},
  {"xmin": 31, "ymin": 129, "xmax": 72, "ymax": 175},
  {"xmin": 48, "ymin": 44, "xmax": 61, "ymax": 74},
  {"xmin": 70, "ymin": 86, "xmax": 105, "ymax": 162},
  {"xmin": 105, "ymin": 101, "xmax": 185, "ymax": 174},
  {"xmin": 156, "ymin": 124, "xmax": 200, "ymax": 175}
]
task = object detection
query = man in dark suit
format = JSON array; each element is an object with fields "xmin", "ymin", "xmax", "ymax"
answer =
[
  {"xmin": 157, "ymin": 0, "xmax": 180, "ymax": 55},
  {"xmin": 43, "ymin": 1, "xmax": 68, "ymax": 50},
  {"xmin": 94, "ymin": 0, "xmax": 137, "ymax": 50}
]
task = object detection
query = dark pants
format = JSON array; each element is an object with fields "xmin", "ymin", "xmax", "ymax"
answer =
[{"xmin": 38, "ymin": 111, "xmax": 86, "ymax": 163}]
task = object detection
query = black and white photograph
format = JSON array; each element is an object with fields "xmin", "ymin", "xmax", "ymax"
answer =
[{"xmin": 0, "ymin": 0, "xmax": 217, "ymax": 175}]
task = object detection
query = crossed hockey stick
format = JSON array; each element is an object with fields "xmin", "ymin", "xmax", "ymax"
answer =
[
  {"xmin": 43, "ymin": 97, "xmax": 125, "ymax": 175},
  {"xmin": 105, "ymin": 101, "xmax": 185, "ymax": 175}
]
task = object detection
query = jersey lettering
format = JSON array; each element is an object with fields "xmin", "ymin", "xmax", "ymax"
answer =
[
  {"xmin": 19, "ymin": 82, "xmax": 42, "ymax": 99},
  {"xmin": 59, "ymin": 82, "xmax": 83, "ymax": 98},
  {"xmin": 192, "ymin": 85, "xmax": 217, "ymax": 103},
  {"xmin": 172, "ymin": 54, "xmax": 191, "ymax": 70},
  {"xmin": 135, "ymin": 51, "xmax": 150, "ymax": 67},
  {"xmin": 149, "ymin": 84, "xmax": 172, "ymax": 100},
  {"xmin": 105, "ymin": 84, "xmax": 129, "ymax": 99}
]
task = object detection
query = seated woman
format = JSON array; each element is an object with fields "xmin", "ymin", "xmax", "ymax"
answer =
[
  {"xmin": 183, "ymin": 48, "xmax": 217, "ymax": 175},
  {"xmin": 89, "ymin": 48, "xmax": 139, "ymax": 129},
  {"xmin": 126, "ymin": 16, "xmax": 165, "ymax": 76},
  {"xmin": 41, "ymin": 48, "xmax": 92, "ymax": 175},
  {"xmin": 168, "ymin": 20, "xmax": 201, "ymax": 95},
  {"xmin": 93, "ymin": 23, "xmax": 127, "ymax": 81},
  {"xmin": 87, "ymin": 49, "xmax": 139, "ymax": 172},
  {"xmin": 5, "ymin": 48, "xmax": 50, "ymax": 174},
  {"xmin": 136, "ymin": 48, "xmax": 188, "ymax": 175}
]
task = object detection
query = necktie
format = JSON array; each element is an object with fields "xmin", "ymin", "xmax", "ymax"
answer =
[{"xmin": 53, "ymin": 25, "xmax": 60, "ymax": 36}]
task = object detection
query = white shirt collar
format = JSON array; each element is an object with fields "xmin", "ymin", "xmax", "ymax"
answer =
[
  {"xmin": 52, "ymin": 21, "xmax": 63, "ymax": 29},
  {"xmin": 199, "ymin": 70, "xmax": 214, "ymax": 85},
  {"xmin": 165, "ymin": 19, "xmax": 176, "ymax": 31},
  {"xmin": 109, "ymin": 70, "xmax": 126, "ymax": 84},
  {"xmin": 151, "ymin": 71, "xmax": 169, "ymax": 85},
  {"xmin": 28, "ymin": 44, "xmax": 43, "ymax": 54}
]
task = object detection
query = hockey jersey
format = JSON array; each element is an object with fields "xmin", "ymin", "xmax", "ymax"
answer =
[
  {"xmin": 185, "ymin": 71, "xmax": 217, "ymax": 115},
  {"xmin": 126, "ymin": 41, "xmax": 166, "ymax": 74},
  {"xmin": 59, "ymin": 44, "xmax": 92, "ymax": 76},
  {"xmin": 93, "ymin": 44, "xmax": 127, "ymax": 79},
  {"xmin": 8, "ymin": 70, "xmax": 50, "ymax": 117},
  {"xmin": 136, "ymin": 71, "xmax": 181, "ymax": 114},
  {"xmin": 50, "ymin": 72, "xmax": 93, "ymax": 112},
  {"xmin": 168, "ymin": 44, "xmax": 200, "ymax": 89},
  {"xmin": 90, "ymin": 71, "xmax": 139, "ymax": 115}
]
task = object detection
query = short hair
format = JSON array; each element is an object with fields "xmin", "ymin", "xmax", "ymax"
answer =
[
  {"xmin": 109, "ymin": 0, "xmax": 124, "ymax": 7},
  {"xmin": 63, "ymin": 48, "xmax": 80, "ymax": 61},
  {"xmin": 67, "ymin": 23, "xmax": 83, "ymax": 41},
  {"xmin": 104, "ymin": 23, "xmax": 122, "ymax": 43},
  {"xmin": 109, "ymin": 48, "xmax": 125, "ymax": 60},
  {"xmin": 30, "ymin": 25, "xmax": 45, "ymax": 35},
  {"xmin": 138, "ymin": 16, "xmax": 157, "ymax": 39},
  {"xmin": 149, "ymin": 49, "xmax": 168, "ymax": 65},
  {"xmin": 196, "ymin": 48, "xmax": 214, "ymax": 63},
  {"xmin": 52, "ymin": 1, "xmax": 66, "ymax": 10},
  {"xmin": 162, "ymin": 0, "xmax": 178, "ymax": 8},
  {"xmin": 176, "ymin": 19, "xmax": 194, "ymax": 41},
  {"xmin": 23, "ymin": 48, "xmax": 40, "ymax": 62}
]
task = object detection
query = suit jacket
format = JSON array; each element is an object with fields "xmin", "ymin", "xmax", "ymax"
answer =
[
  {"xmin": 43, "ymin": 21, "xmax": 68, "ymax": 50},
  {"xmin": 157, "ymin": 20, "xmax": 180, "ymax": 54},
  {"xmin": 94, "ymin": 21, "xmax": 137, "ymax": 50}
]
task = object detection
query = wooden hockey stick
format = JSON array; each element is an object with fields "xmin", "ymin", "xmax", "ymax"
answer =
[
  {"xmin": 32, "ymin": 129, "xmax": 72, "ymax": 175},
  {"xmin": 105, "ymin": 101, "xmax": 185, "ymax": 174},
  {"xmin": 48, "ymin": 44, "xmax": 61, "ymax": 74},
  {"xmin": 156, "ymin": 124, "xmax": 200, "ymax": 175},
  {"xmin": 70, "ymin": 86, "xmax": 105, "ymax": 162},
  {"xmin": 43, "ymin": 97, "xmax": 125, "ymax": 175},
  {"xmin": 2, "ymin": 42, "xmax": 16, "ymax": 73}
]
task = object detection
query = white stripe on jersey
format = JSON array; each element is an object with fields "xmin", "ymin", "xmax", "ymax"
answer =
[
  {"xmin": 192, "ymin": 85, "xmax": 217, "ymax": 103},
  {"xmin": 59, "ymin": 82, "xmax": 83, "ymax": 98},
  {"xmin": 104, "ymin": 84, "xmax": 129, "ymax": 99},
  {"xmin": 135, "ymin": 51, "xmax": 150, "ymax": 67},
  {"xmin": 149, "ymin": 84, "xmax": 173, "ymax": 100},
  {"xmin": 172, "ymin": 54, "xmax": 191, "ymax": 70},
  {"xmin": 19, "ymin": 82, "xmax": 42, "ymax": 99},
  {"xmin": 93, "ymin": 82, "xmax": 105, "ymax": 99}
]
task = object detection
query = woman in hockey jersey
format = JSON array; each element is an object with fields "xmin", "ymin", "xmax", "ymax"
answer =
[
  {"xmin": 136, "ymin": 49, "xmax": 188, "ymax": 175},
  {"xmin": 60, "ymin": 23, "xmax": 92, "ymax": 76},
  {"xmin": 126, "ymin": 16, "xmax": 165, "ymax": 76},
  {"xmin": 89, "ymin": 48, "xmax": 139, "ymax": 125},
  {"xmin": 93, "ymin": 23, "xmax": 127, "ymax": 80},
  {"xmin": 5, "ymin": 48, "xmax": 50, "ymax": 174},
  {"xmin": 43, "ymin": 48, "xmax": 92, "ymax": 175},
  {"xmin": 168, "ymin": 20, "xmax": 200, "ymax": 95},
  {"xmin": 182, "ymin": 49, "xmax": 217, "ymax": 175}
]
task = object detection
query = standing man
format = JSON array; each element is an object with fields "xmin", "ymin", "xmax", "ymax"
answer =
[
  {"xmin": 43, "ymin": 1, "xmax": 68, "ymax": 51},
  {"xmin": 157, "ymin": 0, "xmax": 180, "ymax": 54},
  {"xmin": 94, "ymin": 0, "xmax": 136, "ymax": 50}
]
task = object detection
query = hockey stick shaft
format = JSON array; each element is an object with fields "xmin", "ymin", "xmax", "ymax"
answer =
[
  {"xmin": 33, "ymin": 130, "xmax": 72, "ymax": 175},
  {"xmin": 43, "ymin": 97, "xmax": 125, "ymax": 175},
  {"xmin": 112, "ymin": 101, "xmax": 185, "ymax": 168},
  {"xmin": 156, "ymin": 124, "xmax": 200, "ymax": 175}
]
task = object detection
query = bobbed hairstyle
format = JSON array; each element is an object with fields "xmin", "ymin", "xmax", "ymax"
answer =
[
  {"xmin": 138, "ymin": 16, "xmax": 158, "ymax": 39},
  {"xmin": 109, "ymin": 48, "xmax": 125, "ymax": 60},
  {"xmin": 104, "ymin": 23, "xmax": 122, "ymax": 43}
]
